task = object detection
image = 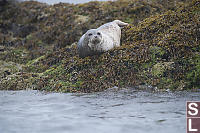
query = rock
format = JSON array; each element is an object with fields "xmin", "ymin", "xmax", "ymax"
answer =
[{"xmin": 0, "ymin": 0, "xmax": 199, "ymax": 92}]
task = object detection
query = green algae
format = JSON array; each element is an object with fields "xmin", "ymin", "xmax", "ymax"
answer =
[
  {"xmin": 152, "ymin": 62, "xmax": 174, "ymax": 77},
  {"xmin": 186, "ymin": 55, "xmax": 200, "ymax": 89}
]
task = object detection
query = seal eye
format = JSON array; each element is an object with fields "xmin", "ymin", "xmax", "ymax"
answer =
[
  {"xmin": 97, "ymin": 32, "xmax": 101, "ymax": 35},
  {"xmin": 88, "ymin": 33, "xmax": 92, "ymax": 36}
]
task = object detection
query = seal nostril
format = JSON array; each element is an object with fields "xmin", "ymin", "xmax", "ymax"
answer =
[{"xmin": 95, "ymin": 36, "xmax": 97, "ymax": 38}]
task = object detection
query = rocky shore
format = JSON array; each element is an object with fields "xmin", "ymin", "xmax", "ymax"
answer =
[{"xmin": 0, "ymin": 0, "xmax": 199, "ymax": 92}]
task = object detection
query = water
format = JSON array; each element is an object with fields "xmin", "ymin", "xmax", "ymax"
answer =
[
  {"xmin": 20, "ymin": 0, "xmax": 114, "ymax": 4},
  {"xmin": 0, "ymin": 88, "xmax": 199, "ymax": 133}
]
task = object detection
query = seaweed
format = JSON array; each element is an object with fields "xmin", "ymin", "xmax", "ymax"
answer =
[{"xmin": 0, "ymin": 0, "xmax": 199, "ymax": 92}]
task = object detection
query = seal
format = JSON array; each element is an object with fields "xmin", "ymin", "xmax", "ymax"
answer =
[{"xmin": 77, "ymin": 20, "xmax": 128, "ymax": 58}]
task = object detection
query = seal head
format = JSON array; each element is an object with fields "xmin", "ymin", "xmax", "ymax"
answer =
[{"xmin": 84, "ymin": 29, "xmax": 103, "ymax": 50}]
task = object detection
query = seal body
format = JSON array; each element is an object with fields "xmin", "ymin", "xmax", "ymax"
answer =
[{"xmin": 77, "ymin": 20, "xmax": 128, "ymax": 58}]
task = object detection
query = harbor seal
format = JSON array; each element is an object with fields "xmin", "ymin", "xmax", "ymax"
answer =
[{"xmin": 77, "ymin": 20, "xmax": 128, "ymax": 58}]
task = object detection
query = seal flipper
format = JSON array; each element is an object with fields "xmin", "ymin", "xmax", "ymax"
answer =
[{"xmin": 113, "ymin": 20, "xmax": 129, "ymax": 27}]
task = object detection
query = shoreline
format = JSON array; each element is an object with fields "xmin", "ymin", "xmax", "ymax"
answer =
[{"xmin": 0, "ymin": 0, "xmax": 199, "ymax": 93}]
